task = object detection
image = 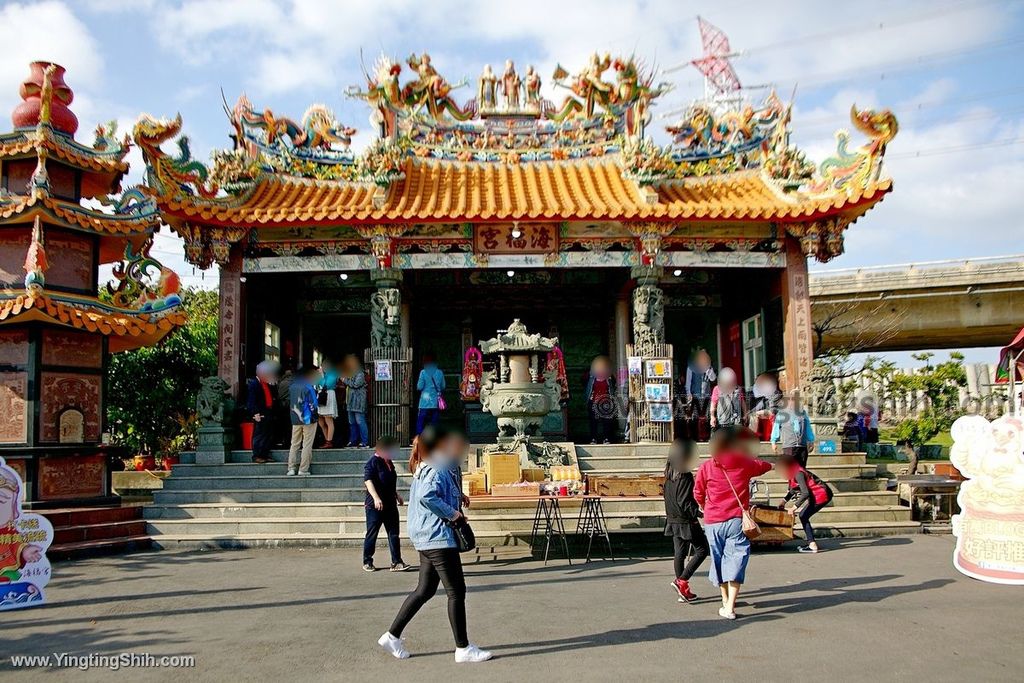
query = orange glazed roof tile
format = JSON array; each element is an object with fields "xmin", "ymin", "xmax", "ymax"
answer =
[
  {"xmin": 0, "ymin": 194, "xmax": 160, "ymax": 235},
  {"xmin": 0, "ymin": 133, "xmax": 129, "ymax": 174},
  {"xmin": 0, "ymin": 294, "xmax": 186, "ymax": 351},
  {"xmin": 155, "ymin": 158, "xmax": 891, "ymax": 227}
]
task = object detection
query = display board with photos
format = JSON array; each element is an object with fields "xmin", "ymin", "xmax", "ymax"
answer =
[{"xmin": 626, "ymin": 346, "xmax": 674, "ymax": 442}]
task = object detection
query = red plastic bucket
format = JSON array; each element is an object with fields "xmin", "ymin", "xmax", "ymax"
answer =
[{"xmin": 240, "ymin": 421, "xmax": 254, "ymax": 450}]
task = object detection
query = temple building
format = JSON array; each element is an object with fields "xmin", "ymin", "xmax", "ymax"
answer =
[
  {"xmin": 0, "ymin": 62, "xmax": 185, "ymax": 501},
  {"xmin": 134, "ymin": 51, "xmax": 896, "ymax": 444}
]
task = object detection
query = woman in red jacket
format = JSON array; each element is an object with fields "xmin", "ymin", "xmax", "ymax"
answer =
[{"xmin": 694, "ymin": 427, "xmax": 773, "ymax": 619}]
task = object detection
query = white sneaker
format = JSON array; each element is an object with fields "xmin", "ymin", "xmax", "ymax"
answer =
[
  {"xmin": 286, "ymin": 469, "xmax": 297, "ymax": 476},
  {"xmin": 298, "ymin": 470, "xmax": 311, "ymax": 476},
  {"xmin": 377, "ymin": 632, "xmax": 409, "ymax": 660},
  {"xmin": 718, "ymin": 607, "xmax": 736, "ymax": 620},
  {"xmin": 454, "ymin": 644, "xmax": 493, "ymax": 663}
]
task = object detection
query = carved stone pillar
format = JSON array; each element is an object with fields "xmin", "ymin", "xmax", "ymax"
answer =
[
  {"xmin": 630, "ymin": 266, "xmax": 665, "ymax": 358},
  {"xmin": 217, "ymin": 248, "xmax": 244, "ymax": 397},
  {"xmin": 370, "ymin": 268, "xmax": 403, "ymax": 351},
  {"xmin": 781, "ymin": 237, "xmax": 814, "ymax": 391}
]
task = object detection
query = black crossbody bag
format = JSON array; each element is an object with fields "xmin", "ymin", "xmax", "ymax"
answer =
[{"xmin": 445, "ymin": 516, "xmax": 476, "ymax": 553}]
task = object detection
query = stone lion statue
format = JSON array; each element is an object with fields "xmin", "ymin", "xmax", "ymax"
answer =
[{"xmin": 197, "ymin": 376, "xmax": 231, "ymax": 426}]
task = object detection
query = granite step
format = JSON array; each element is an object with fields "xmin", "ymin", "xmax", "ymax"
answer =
[
  {"xmin": 148, "ymin": 519, "xmax": 921, "ymax": 550},
  {"xmin": 578, "ymin": 464, "xmax": 878, "ymax": 479}
]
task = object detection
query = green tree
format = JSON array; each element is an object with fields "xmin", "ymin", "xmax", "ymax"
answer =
[
  {"xmin": 106, "ymin": 288, "xmax": 219, "ymax": 457},
  {"xmin": 887, "ymin": 352, "xmax": 967, "ymax": 447}
]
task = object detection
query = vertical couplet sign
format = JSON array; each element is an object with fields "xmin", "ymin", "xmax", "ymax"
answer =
[{"xmin": 0, "ymin": 457, "xmax": 54, "ymax": 611}]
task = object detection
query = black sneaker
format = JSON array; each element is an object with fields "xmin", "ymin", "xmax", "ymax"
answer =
[
  {"xmin": 390, "ymin": 562, "xmax": 411, "ymax": 572},
  {"xmin": 363, "ymin": 562, "xmax": 376, "ymax": 572}
]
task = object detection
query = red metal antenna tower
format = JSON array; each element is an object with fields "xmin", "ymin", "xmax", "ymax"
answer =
[{"xmin": 690, "ymin": 16, "xmax": 742, "ymax": 97}]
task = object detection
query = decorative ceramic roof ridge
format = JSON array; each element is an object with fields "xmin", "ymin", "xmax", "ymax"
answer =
[
  {"xmin": 410, "ymin": 153, "xmax": 621, "ymax": 169},
  {"xmin": 0, "ymin": 193, "xmax": 160, "ymax": 234},
  {"xmin": 0, "ymin": 293, "xmax": 187, "ymax": 337},
  {"xmin": 0, "ymin": 126, "xmax": 129, "ymax": 172}
]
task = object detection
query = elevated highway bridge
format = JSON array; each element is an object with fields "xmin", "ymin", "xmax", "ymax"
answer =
[{"xmin": 809, "ymin": 255, "xmax": 1023, "ymax": 352}]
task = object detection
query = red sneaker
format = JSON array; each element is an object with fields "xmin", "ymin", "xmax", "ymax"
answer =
[{"xmin": 672, "ymin": 578, "xmax": 697, "ymax": 603}]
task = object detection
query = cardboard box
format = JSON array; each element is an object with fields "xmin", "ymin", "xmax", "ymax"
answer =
[
  {"xmin": 588, "ymin": 475, "xmax": 665, "ymax": 497},
  {"xmin": 463, "ymin": 471, "xmax": 487, "ymax": 496},
  {"xmin": 484, "ymin": 453, "xmax": 521, "ymax": 490},
  {"xmin": 491, "ymin": 482, "xmax": 541, "ymax": 497},
  {"xmin": 521, "ymin": 467, "xmax": 546, "ymax": 482}
]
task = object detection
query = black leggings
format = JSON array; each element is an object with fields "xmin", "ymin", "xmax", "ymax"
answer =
[
  {"xmin": 799, "ymin": 498, "xmax": 829, "ymax": 543},
  {"xmin": 673, "ymin": 532, "xmax": 710, "ymax": 581},
  {"xmin": 389, "ymin": 548, "xmax": 468, "ymax": 648}
]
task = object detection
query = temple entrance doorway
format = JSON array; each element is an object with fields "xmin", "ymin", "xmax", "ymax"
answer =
[
  {"xmin": 406, "ymin": 268, "xmax": 625, "ymax": 443},
  {"xmin": 303, "ymin": 313, "xmax": 371, "ymax": 369}
]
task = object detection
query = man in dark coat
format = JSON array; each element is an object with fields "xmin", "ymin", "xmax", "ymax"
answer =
[{"xmin": 246, "ymin": 361, "xmax": 280, "ymax": 464}]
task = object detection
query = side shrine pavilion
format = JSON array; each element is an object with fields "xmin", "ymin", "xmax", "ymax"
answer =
[
  {"xmin": 134, "ymin": 51, "xmax": 897, "ymax": 444},
  {"xmin": 0, "ymin": 63, "xmax": 185, "ymax": 501}
]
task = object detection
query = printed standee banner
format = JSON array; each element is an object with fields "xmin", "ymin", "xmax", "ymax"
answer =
[
  {"xmin": 950, "ymin": 415, "xmax": 1024, "ymax": 585},
  {"xmin": 0, "ymin": 457, "xmax": 54, "ymax": 611}
]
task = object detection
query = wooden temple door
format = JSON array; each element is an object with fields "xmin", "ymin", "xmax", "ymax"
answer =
[{"xmin": 364, "ymin": 346, "xmax": 413, "ymax": 446}]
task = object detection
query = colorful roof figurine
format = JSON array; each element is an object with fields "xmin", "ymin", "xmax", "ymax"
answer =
[
  {"xmin": 133, "ymin": 43, "xmax": 897, "ymax": 267},
  {"xmin": 0, "ymin": 62, "xmax": 185, "ymax": 351}
]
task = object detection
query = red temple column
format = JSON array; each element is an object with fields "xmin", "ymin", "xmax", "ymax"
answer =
[
  {"xmin": 781, "ymin": 237, "xmax": 814, "ymax": 391},
  {"xmin": 218, "ymin": 250, "xmax": 244, "ymax": 397}
]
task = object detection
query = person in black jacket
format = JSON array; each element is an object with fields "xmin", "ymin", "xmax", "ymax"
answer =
[
  {"xmin": 663, "ymin": 438, "xmax": 709, "ymax": 602},
  {"xmin": 246, "ymin": 361, "xmax": 279, "ymax": 464}
]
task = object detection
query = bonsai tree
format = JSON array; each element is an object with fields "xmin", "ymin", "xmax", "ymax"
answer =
[{"xmin": 887, "ymin": 352, "xmax": 967, "ymax": 472}]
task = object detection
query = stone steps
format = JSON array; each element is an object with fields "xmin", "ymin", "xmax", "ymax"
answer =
[
  {"xmin": 145, "ymin": 490, "xmax": 900, "ymax": 519},
  {"xmin": 147, "ymin": 442, "xmax": 916, "ymax": 550},
  {"xmin": 146, "ymin": 504, "xmax": 911, "ymax": 536},
  {"xmin": 148, "ymin": 519, "xmax": 924, "ymax": 551},
  {"xmin": 578, "ymin": 464, "xmax": 877, "ymax": 479}
]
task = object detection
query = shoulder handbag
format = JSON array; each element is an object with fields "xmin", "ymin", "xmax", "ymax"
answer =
[
  {"xmin": 446, "ymin": 516, "xmax": 476, "ymax": 553},
  {"xmin": 715, "ymin": 458, "xmax": 762, "ymax": 540},
  {"xmin": 317, "ymin": 387, "xmax": 329, "ymax": 407},
  {"xmin": 430, "ymin": 373, "xmax": 447, "ymax": 411}
]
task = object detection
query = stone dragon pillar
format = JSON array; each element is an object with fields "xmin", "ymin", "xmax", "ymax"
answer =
[
  {"xmin": 630, "ymin": 265, "xmax": 665, "ymax": 358},
  {"xmin": 369, "ymin": 268, "xmax": 403, "ymax": 352}
]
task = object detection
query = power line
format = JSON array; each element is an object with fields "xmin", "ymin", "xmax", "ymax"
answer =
[
  {"xmin": 741, "ymin": 0, "xmax": 1000, "ymax": 57},
  {"xmin": 665, "ymin": 34, "xmax": 1024, "ymax": 99},
  {"xmin": 794, "ymin": 84, "xmax": 1024, "ymax": 128},
  {"xmin": 887, "ymin": 136, "xmax": 1024, "ymax": 159}
]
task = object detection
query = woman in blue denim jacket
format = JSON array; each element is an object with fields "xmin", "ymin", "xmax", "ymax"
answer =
[{"xmin": 378, "ymin": 426, "xmax": 492, "ymax": 664}]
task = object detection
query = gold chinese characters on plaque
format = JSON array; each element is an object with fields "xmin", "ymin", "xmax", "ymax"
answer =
[{"xmin": 473, "ymin": 224, "xmax": 559, "ymax": 255}]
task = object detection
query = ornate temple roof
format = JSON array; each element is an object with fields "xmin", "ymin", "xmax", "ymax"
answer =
[
  {"xmin": 0, "ymin": 292, "xmax": 187, "ymax": 352},
  {"xmin": 132, "ymin": 49, "xmax": 898, "ymax": 266},
  {"xmin": 0, "ymin": 127, "xmax": 129, "ymax": 176},
  {"xmin": 0, "ymin": 192, "xmax": 159, "ymax": 235},
  {"xmin": 150, "ymin": 158, "xmax": 891, "ymax": 226}
]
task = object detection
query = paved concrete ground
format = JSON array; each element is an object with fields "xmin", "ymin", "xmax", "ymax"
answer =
[{"xmin": 2, "ymin": 536, "xmax": 1021, "ymax": 682}]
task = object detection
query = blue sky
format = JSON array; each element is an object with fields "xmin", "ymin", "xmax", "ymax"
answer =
[{"xmin": 1, "ymin": 0, "xmax": 1019, "ymax": 365}]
